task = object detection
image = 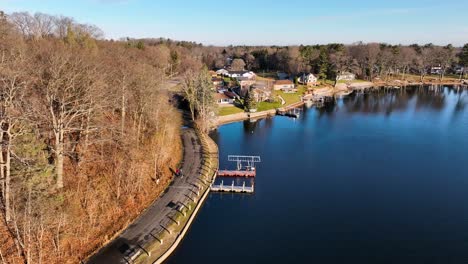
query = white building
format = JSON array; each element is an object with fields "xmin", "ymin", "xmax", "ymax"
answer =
[
  {"xmin": 215, "ymin": 93, "xmax": 234, "ymax": 105},
  {"xmin": 337, "ymin": 72, "xmax": 356, "ymax": 81},
  {"xmin": 430, "ymin": 66, "xmax": 442, "ymax": 75},
  {"xmin": 216, "ymin": 69, "xmax": 229, "ymax": 76},
  {"xmin": 228, "ymin": 71, "xmax": 256, "ymax": 80},
  {"xmin": 273, "ymin": 80, "xmax": 296, "ymax": 92},
  {"xmin": 298, "ymin": 73, "xmax": 318, "ymax": 86}
]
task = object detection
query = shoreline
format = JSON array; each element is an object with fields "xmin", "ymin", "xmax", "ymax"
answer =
[
  {"xmin": 86, "ymin": 128, "xmax": 219, "ymax": 264},
  {"xmin": 216, "ymin": 82, "xmax": 467, "ymax": 127},
  {"xmin": 149, "ymin": 130, "xmax": 219, "ymax": 264}
]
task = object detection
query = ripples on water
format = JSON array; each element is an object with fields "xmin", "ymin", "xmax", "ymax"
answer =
[{"xmin": 168, "ymin": 86, "xmax": 468, "ymax": 264}]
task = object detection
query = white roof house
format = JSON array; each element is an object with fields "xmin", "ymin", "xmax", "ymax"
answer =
[
  {"xmin": 298, "ymin": 73, "xmax": 318, "ymax": 86},
  {"xmin": 228, "ymin": 71, "xmax": 256, "ymax": 80},
  {"xmin": 215, "ymin": 92, "xmax": 234, "ymax": 105},
  {"xmin": 216, "ymin": 69, "xmax": 229, "ymax": 76},
  {"xmin": 273, "ymin": 80, "xmax": 296, "ymax": 92},
  {"xmin": 337, "ymin": 72, "xmax": 356, "ymax": 81}
]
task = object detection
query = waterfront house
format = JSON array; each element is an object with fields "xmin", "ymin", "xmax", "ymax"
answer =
[
  {"xmin": 273, "ymin": 80, "xmax": 296, "ymax": 92},
  {"xmin": 251, "ymin": 87, "xmax": 272, "ymax": 102},
  {"xmin": 297, "ymin": 73, "xmax": 318, "ymax": 86},
  {"xmin": 216, "ymin": 69, "xmax": 229, "ymax": 76},
  {"xmin": 215, "ymin": 92, "xmax": 235, "ymax": 105},
  {"xmin": 454, "ymin": 66, "xmax": 465, "ymax": 75},
  {"xmin": 430, "ymin": 66, "xmax": 442, "ymax": 75},
  {"xmin": 337, "ymin": 72, "xmax": 356, "ymax": 81},
  {"xmin": 238, "ymin": 77, "xmax": 256, "ymax": 89}
]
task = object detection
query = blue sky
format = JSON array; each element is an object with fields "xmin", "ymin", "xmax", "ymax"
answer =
[{"xmin": 1, "ymin": 0, "xmax": 467, "ymax": 46}]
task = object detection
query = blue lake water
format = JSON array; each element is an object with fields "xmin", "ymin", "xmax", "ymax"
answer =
[{"xmin": 167, "ymin": 86, "xmax": 468, "ymax": 264}]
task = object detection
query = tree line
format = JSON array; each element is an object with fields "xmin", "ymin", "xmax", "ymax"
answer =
[
  {"xmin": 201, "ymin": 42, "xmax": 468, "ymax": 81},
  {"xmin": 0, "ymin": 11, "xmax": 202, "ymax": 263}
]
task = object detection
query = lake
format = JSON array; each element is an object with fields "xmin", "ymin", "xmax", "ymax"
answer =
[{"xmin": 167, "ymin": 86, "xmax": 468, "ymax": 264}]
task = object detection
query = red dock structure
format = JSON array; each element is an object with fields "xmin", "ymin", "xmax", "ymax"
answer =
[{"xmin": 217, "ymin": 170, "xmax": 256, "ymax": 178}]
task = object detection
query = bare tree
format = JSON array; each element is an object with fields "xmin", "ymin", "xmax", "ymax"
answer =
[
  {"xmin": 231, "ymin": 58, "xmax": 246, "ymax": 71},
  {"xmin": 0, "ymin": 56, "xmax": 29, "ymax": 222},
  {"xmin": 33, "ymin": 45, "xmax": 100, "ymax": 189}
]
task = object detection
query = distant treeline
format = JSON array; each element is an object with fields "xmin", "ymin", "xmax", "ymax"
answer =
[{"xmin": 199, "ymin": 43, "xmax": 468, "ymax": 81}]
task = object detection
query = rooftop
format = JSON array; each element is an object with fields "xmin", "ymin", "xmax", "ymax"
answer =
[{"xmin": 274, "ymin": 80, "xmax": 294, "ymax": 85}]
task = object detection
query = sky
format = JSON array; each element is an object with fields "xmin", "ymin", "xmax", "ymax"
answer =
[{"xmin": 1, "ymin": 0, "xmax": 467, "ymax": 46}]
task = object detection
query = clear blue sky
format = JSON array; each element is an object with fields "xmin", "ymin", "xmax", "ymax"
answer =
[{"xmin": 1, "ymin": 0, "xmax": 467, "ymax": 46}]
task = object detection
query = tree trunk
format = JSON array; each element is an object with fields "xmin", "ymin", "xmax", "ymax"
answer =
[
  {"xmin": 121, "ymin": 84, "xmax": 126, "ymax": 136},
  {"xmin": 0, "ymin": 130, "xmax": 4, "ymax": 203},
  {"xmin": 55, "ymin": 131, "xmax": 65, "ymax": 189},
  {"xmin": 5, "ymin": 142, "xmax": 10, "ymax": 222}
]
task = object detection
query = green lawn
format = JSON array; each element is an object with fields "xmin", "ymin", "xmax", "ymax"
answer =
[
  {"xmin": 273, "ymin": 85, "xmax": 306, "ymax": 106},
  {"xmin": 256, "ymin": 101, "xmax": 282, "ymax": 111},
  {"xmin": 218, "ymin": 106, "xmax": 244, "ymax": 116}
]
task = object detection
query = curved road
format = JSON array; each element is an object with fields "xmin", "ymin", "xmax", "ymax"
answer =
[{"xmin": 87, "ymin": 128, "xmax": 203, "ymax": 264}]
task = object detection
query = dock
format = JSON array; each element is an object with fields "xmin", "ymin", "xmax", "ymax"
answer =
[
  {"xmin": 217, "ymin": 170, "xmax": 256, "ymax": 178},
  {"xmin": 210, "ymin": 155, "xmax": 260, "ymax": 194},
  {"xmin": 211, "ymin": 181, "xmax": 254, "ymax": 193}
]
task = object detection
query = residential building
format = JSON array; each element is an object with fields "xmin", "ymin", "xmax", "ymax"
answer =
[
  {"xmin": 337, "ymin": 72, "xmax": 356, "ymax": 81},
  {"xmin": 216, "ymin": 69, "xmax": 229, "ymax": 76},
  {"xmin": 298, "ymin": 73, "xmax": 318, "ymax": 86},
  {"xmin": 215, "ymin": 92, "xmax": 235, "ymax": 105},
  {"xmin": 273, "ymin": 80, "xmax": 296, "ymax": 92},
  {"xmin": 252, "ymin": 87, "xmax": 272, "ymax": 102},
  {"xmin": 228, "ymin": 71, "xmax": 256, "ymax": 80},
  {"xmin": 430, "ymin": 66, "xmax": 442, "ymax": 75}
]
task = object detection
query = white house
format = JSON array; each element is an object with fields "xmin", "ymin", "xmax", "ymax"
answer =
[
  {"xmin": 430, "ymin": 66, "xmax": 442, "ymax": 75},
  {"xmin": 298, "ymin": 73, "xmax": 318, "ymax": 86},
  {"xmin": 228, "ymin": 71, "xmax": 256, "ymax": 80},
  {"xmin": 337, "ymin": 72, "xmax": 356, "ymax": 81},
  {"xmin": 215, "ymin": 92, "xmax": 234, "ymax": 105},
  {"xmin": 273, "ymin": 80, "xmax": 296, "ymax": 92},
  {"xmin": 216, "ymin": 69, "xmax": 229, "ymax": 76}
]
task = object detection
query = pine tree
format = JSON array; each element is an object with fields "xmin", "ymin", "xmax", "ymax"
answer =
[
  {"xmin": 318, "ymin": 48, "xmax": 329, "ymax": 80},
  {"xmin": 244, "ymin": 89, "xmax": 257, "ymax": 112},
  {"xmin": 460, "ymin": 44, "xmax": 468, "ymax": 68}
]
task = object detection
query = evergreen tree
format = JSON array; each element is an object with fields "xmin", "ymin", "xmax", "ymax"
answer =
[
  {"xmin": 244, "ymin": 89, "xmax": 257, "ymax": 111},
  {"xmin": 136, "ymin": 40, "xmax": 145, "ymax": 50},
  {"xmin": 317, "ymin": 48, "xmax": 329, "ymax": 80},
  {"xmin": 64, "ymin": 24, "xmax": 76, "ymax": 45},
  {"xmin": 460, "ymin": 44, "xmax": 468, "ymax": 68}
]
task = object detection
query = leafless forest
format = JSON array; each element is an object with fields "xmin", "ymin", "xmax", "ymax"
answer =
[{"xmin": 0, "ymin": 11, "xmax": 206, "ymax": 263}]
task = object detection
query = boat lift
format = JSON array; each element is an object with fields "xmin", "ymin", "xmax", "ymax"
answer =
[{"xmin": 227, "ymin": 155, "xmax": 261, "ymax": 171}]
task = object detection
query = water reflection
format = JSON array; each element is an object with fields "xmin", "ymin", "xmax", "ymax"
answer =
[
  {"xmin": 170, "ymin": 85, "xmax": 468, "ymax": 264},
  {"xmin": 230, "ymin": 86, "xmax": 467, "ymax": 135}
]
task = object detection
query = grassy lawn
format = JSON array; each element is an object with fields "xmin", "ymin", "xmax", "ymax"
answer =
[
  {"xmin": 218, "ymin": 106, "xmax": 244, "ymax": 116},
  {"xmin": 273, "ymin": 85, "xmax": 306, "ymax": 106},
  {"xmin": 257, "ymin": 101, "xmax": 282, "ymax": 111}
]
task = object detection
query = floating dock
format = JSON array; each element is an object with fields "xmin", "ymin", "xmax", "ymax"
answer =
[
  {"xmin": 217, "ymin": 170, "xmax": 256, "ymax": 178},
  {"xmin": 210, "ymin": 181, "xmax": 254, "ymax": 193},
  {"xmin": 210, "ymin": 155, "xmax": 260, "ymax": 194}
]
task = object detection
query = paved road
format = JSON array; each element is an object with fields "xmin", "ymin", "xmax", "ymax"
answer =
[{"xmin": 87, "ymin": 128, "xmax": 203, "ymax": 264}]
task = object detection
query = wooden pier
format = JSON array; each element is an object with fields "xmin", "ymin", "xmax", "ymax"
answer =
[
  {"xmin": 210, "ymin": 181, "xmax": 254, "ymax": 193},
  {"xmin": 217, "ymin": 170, "xmax": 256, "ymax": 178}
]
